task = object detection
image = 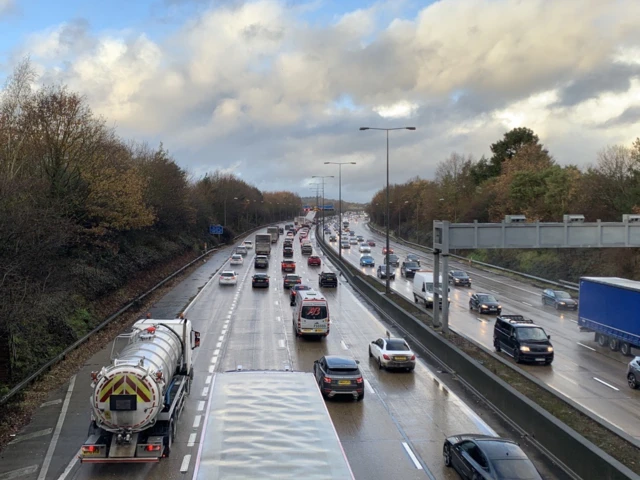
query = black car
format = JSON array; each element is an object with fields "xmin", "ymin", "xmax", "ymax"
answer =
[
  {"xmin": 400, "ymin": 261, "xmax": 421, "ymax": 278},
  {"xmin": 377, "ymin": 265, "xmax": 395, "ymax": 280},
  {"xmin": 541, "ymin": 289, "xmax": 577, "ymax": 310},
  {"xmin": 449, "ymin": 270, "xmax": 471, "ymax": 287},
  {"xmin": 254, "ymin": 256, "xmax": 269, "ymax": 269},
  {"xmin": 251, "ymin": 273, "xmax": 270, "ymax": 288},
  {"xmin": 469, "ymin": 293, "xmax": 502, "ymax": 314},
  {"xmin": 283, "ymin": 247, "xmax": 294, "ymax": 258},
  {"xmin": 290, "ymin": 284, "xmax": 312, "ymax": 305},
  {"xmin": 313, "ymin": 355, "xmax": 364, "ymax": 401},
  {"xmin": 319, "ymin": 271, "xmax": 338, "ymax": 288},
  {"xmin": 405, "ymin": 254, "xmax": 421, "ymax": 266},
  {"xmin": 443, "ymin": 434, "xmax": 542, "ymax": 480},
  {"xmin": 384, "ymin": 254, "xmax": 400, "ymax": 267},
  {"xmin": 283, "ymin": 274, "xmax": 302, "ymax": 289},
  {"xmin": 494, "ymin": 315, "xmax": 554, "ymax": 365},
  {"xmin": 329, "ymin": 235, "xmax": 337, "ymax": 242}
]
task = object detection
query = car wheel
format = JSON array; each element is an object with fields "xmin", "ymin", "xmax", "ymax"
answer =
[
  {"xmin": 356, "ymin": 392, "xmax": 365, "ymax": 401},
  {"xmin": 443, "ymin": 443, "xmax": 452, "ymax": 467},
  {"xmin": 628, "ymin": 373, "xmax": 639, "ymax": 389},
  {"xmin": 414, "ymin": 294, "xmax": 418, "ymax": 303},
  {"xmin": 368, "ymin": 346, "xmax": 373, "ymax": 358},
  {"xmin": 494, "ymin": 338, "xmax": 501, "ymax": 352},
  {"xmin": 514, "ymin": 349, "xmax": 522, "ymax": 364},
  {"xmin": 378, "ymin": 358, "xmax": 384, "ymax": 370},
  {"xmin": 469, "ymin": 302, "xmax": 473, "ymax": 310},
  {"xmin": 554, "ymin": 302, "xmax": 559, "ymax": 310}
]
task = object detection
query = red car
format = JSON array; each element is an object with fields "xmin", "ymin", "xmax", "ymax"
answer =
[
  {"xmin": 281, "ymin": 260, "xmax": 296, "ymax": 273},
  {"xmin": 382, "ymin": 247, "xmax": 394, "ymax": 254},
  {"xmin": 307, "ymin": 255, "xmax": 321, "ymax": 267},
  {"xmin": 367, "ymin": 240, "xmax": 376, "ymax": 246}
]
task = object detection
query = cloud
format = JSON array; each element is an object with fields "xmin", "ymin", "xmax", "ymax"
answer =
[{"xmin": 8, "ymin": 0, "xmax": 640, "ymax": 201}]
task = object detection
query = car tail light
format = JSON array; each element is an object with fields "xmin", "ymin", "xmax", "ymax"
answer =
[
  {"xmin": 323, "ymin": 377, "xmax": 332, "ymax": 383},
  {"xmin": 411, "ymin": 355, "xmax": 416, "ymax": 360},
  {"xmin": 82, "ymin": 446, "xmax": 98, "ymax": 453},
  {"xmin": 356, "ymin": 377, "xmax": 363, "ymax": 384},
  {"xmin": 383, "ymin": 354, "xmax": 390, "ymax": 360},
  {"xmin": 145, "ymin": 445, "xmax": 161, "ymax": 452}
]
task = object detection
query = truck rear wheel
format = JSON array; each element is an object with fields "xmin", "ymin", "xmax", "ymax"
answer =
[
  {"xmin": 596, "ymin": 334, "xmax": 607, "ymax": 347},
  {"xmin": 609, "ymin": 338, "xmax": 620, "ymax": 351},
  {"xmin": 620, "ymin": 342, "xmax": 632, "ymax": 356}
]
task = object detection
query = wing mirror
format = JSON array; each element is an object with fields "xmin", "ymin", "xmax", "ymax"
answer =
[
  {"xmin": 547, "ymin": 335, "xmax": 551, "ymax": 339},
  {"xmin": 192, "ymin": 331, "xmax": 201, "ymax": 349}
]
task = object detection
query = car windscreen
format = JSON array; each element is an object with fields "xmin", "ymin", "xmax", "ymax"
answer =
[
  {"xmin": 554, "ymin": 291, "xmax": 571, "ymax": 299},
  {"xmin": 516, "ymin": 327, "xmax": 548, "ymax": 341},
  {"xmin": 362, "ymin": 256, "xmax": 373, "ymax": 261},
  {"xmin": 404, "ymin": 262, "xmax": 419, "ymax": 268},
  {"xmin": 479, "ymin": 295, "xmax": 497, "ymax": 303},
  {"xmin": 386, "ymin": 340, "xmax": 409, "ymax": 351},
  {"xmin": 492, "ymin": 459, "xmax": 540, "ymax": 478},
  {"xmin": 388, "ymin": 255, "xmax": 399, "ymax": 261},
  {"xmin": 301, "ymin": 305, "xmax": 327, "ymax": 319},
  {"xmin": 452, "ymin": 271, "xmax": 467, "ymax": 277}
]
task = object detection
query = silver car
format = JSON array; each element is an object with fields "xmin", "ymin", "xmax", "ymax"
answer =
[{"xmin": 628, "ymin": 356, "xmax": 640, "ymax": 389}]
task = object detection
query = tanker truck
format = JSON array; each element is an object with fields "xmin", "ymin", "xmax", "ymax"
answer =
[{"xmin": 80, "ymin": 315, "xmax": 200, "ymax": 463}]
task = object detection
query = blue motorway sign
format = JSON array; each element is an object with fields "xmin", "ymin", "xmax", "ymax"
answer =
[{"xmin": 209, "ymin": 224, "xmax": 224, "ymax": 235}]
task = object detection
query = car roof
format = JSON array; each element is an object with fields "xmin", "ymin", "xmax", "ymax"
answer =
[{"xmin": 324, "ymin": 356, "xmax": 358, "ymax": 368}]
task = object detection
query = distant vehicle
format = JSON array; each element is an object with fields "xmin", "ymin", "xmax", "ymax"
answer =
[
  {"xmin": 283, "ymin": 274, "xmax": 302, "ymax": 289},
  {"xmin": 219, "ymin": 270, "xmax": 238, "ymax": 286},
  {"xmin": 367, "ymin": 240, "xmax": 376, "ymax": 246},
  {"xmin": 368, "ymin": 333, "xmax": 415, "ymax": 371},
  {"xmin": 251, "ymin": 273, "xmax": 270, "ymax": 288},
  {"xmin": 230, "ymin": 254, "xmax": 244, "ymax": 266},
  {"xmin": 290, "ymin": 284, "xmax": 312, "ymax": 306},
  {"xmin": 448, "ymin": 270, "xmax": 471, "ymax": 287},
  {"xmin": 281, "ymin": 260, "xmax": 296, "ymax": 273},
  {"xmin": 541, "ymin": 289, "xmax": 577, "ymax": 310},
  {"xmin": 628, "ymin": 357, "xmax": 640, "ymax": 389},
  {"xmin": 384, "ymin": 254, "xmax": 400, "ymax": 267},
  {"xmin": 278, "ymin": 227, "xmax": 284, "ymax": 234},
  {"xmin": 319, "ymin": 271, "xmax": 338, "ymax": 288},
  {"xmin": 358, "ymin": 244, "xmax": 371, "ymax": 253},
  {"xmin": 254, "ymin": 255, "xmax": 269, "ymax": 269},
  {"xmin": 349, "ymin": 231, "xmax": 355, "ymax": 236},
  {"xmin": 235, "ymin": 245, "xmax": 248, "ymax": 256},
  {"xmin": 469, "ymin": 293, "xmax": 502, "ymax": 314},
  {"xmin": 329, "ymin": 235, "xmax": 337, "ymax": 242},
  {"xmin": 313, "ymin": 355, "xmax": 364, "ymax": 401},
  {"xmin": 340, "ymin": 241, "xmax": 350, "ymax": 249},
  {"xmin": 377, "ymin": 265, "xmax": 395, "ymax": 280},
  {"xmin": 283, "ymin": 247, "xmax": 294, "ymax": 258},
  {"xmin": 400, "ymin": 261, "xmax": 420, "ymax": 278},
  {"xmin": 382, "ymin": 246, "xmax": 394, "ymax": 254},
  {"xmin": 243, "ymin": 240, "xmax": 253, "ymax": 249},
  {"xmin": 267, "ymin": 226, "xmax": 279, "ymax": 243},
  {"xmin": 494, "ymin": 315, "xmax": 554, "ymax": 365},
  {"xmin": 301, "ymin": 243, "xmax": 313, "ymax": 255},
  {"xmin": 405, "ymin": 253, "xmax": 420, "ymax": 265},
  {"xmin": 443, "ymin": 434, "xmax": 543, "ymax": 480},
  {"xmin": 292, "ymin": 290, "xmax": 330, "ymax": 338},
  {"xmin": 254, "ymin": 233, "xmax": 272, "ymax": 256},
  {"xmin": 578, "ymin": 277, "xmax": 640, "ymax": 357},
  {"xmin": 307, "ymin": 255, "xmax": 321, "ymax": 267},
  {"xmin": 359, "ymin": 255, "xmax": 375, "ymax": 267},
  {"xmin": 356, "ymin": 236, "xmax": 364, "ymax": 242}
]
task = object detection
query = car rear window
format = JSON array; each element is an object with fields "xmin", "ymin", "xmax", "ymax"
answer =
[
  {"xmin": 492, "ymin": 459, "xmax": 539, "ymax": 478},
  {"xmin": 386, "ymin": 340, "xmax": 409, "ymax": 351},
  {"xmin": 221, "ymin": 272, "xmax": 235, "ymax": 277}
]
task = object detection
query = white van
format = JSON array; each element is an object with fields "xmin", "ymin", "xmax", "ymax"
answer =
[
  {"xmin": 293, "ymin": 290, "xmax": 330, "ymax": 338},
  {"xmin": 412, "ymin": 271, "xmax": 450, "ymax": 309}
]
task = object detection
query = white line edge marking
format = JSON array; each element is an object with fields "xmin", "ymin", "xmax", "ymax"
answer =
[
  {"xmin": 402, "ymin": 442, "xmax": 423, "ymax": 470},
  {"xmin": 187, "ymin": 433, "xmax": 197, "ymax": 447},
  {"xmin": 278, "ymin": 339, "xmax": 285, "ymax": 348},
  {"xmin": 205, "ymin": 375, "xmax": 212, "ymax": 385},
  {"xmin": 197, "ymin": 401, "xmax": 206, "ymax": 411},
  {"xmin": 38, "ymin": 375, "xmax": 76, "ymax": 480},
  {"xmin": 593, "ymin": 377, "xmax": 619, "ymax": 391},
  {"xmin": 364, "ymin": 379, "xmax": 374, "ymax": 394},
  {"xmin": 577, "ymin": 342, "xmax": 596, "ymax": 351},
  {"xmin": 522, "ymin": 301, "xmax": 533, "ymax": 307},
  {"xmin": 180, "ymin": 454, "xmax": 191, "ymax": 473},
  {"xmin": 193, "ymin": 415, "xmax": 201, "ymax": 428}
]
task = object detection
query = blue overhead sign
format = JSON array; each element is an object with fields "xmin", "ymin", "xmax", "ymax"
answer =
[{"xmin": 209, "ymin": 224, "xmax": 224, "ymax": 235}]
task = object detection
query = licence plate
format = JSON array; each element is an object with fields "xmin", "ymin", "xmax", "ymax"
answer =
[
  {"xmin": 338, "ymin": 380, "xmax": 351, "ymax": 385},
  {"xmin": 314, "ymin": 329, "xmax": 324, "ymax": 333},
  {"xmin": 535, "ymin": 358, "xmax": 546, "ymax": 362},
  {"xmin": 394, "ymin": 357, "xmax": 407, "ymax": 361}
]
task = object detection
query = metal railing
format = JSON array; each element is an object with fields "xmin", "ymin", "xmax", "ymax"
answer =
[{"xmin": 367, "ymin": 223, "xmax": 580, "ymax": 292}]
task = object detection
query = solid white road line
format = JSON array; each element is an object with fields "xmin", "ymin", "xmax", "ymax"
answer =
[
  {"xmin": 9, "ymin": 428, "xmax": 52, "ymax": 444},
  {"xmin": 364, "ymin": 379, "xmax": 375, "ymax": 394},
  {"xmin": 577, "ymin": 342, "xmax": 596, "ymax": 351},
  {"xmin": 180, "ymin": 454, "xmax": 191, "ymax": 473},
  {"xmin": 2, "ymin": 465, "xmax": 39, "ymax": 480},
  {"xmin": 40, "ymin": 399, "xmax": 62, "ymax": 408},
  {"xmin": 402, "ymin": 442, "xmax": 423, "ymax": 470},
  {"xmin": 193, "ymin": 415, "xmax": 202, "ymax": 428},
  {"xmin": 187, "ymin": 433, "xmax": 197, "ymax": 447},
  {"xmin": 476, "ymin": 317, "xmax": 485, "ymax": 322},
  {"xmin": 593, "ymin": 377, "xmax": 619, "ymax": 391},
  {"xmin": 38, "ymin": 375, "xmax": 76, "ymax": 480},
  {"xmin": 522, "ymin": 301, "xmax": 533, "ymax": 307}
]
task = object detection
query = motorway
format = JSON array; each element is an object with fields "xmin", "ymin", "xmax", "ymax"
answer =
[
  {"xmin": 328, "ymin": 217, "xmax": 640, "ymax": 442},
  {"xmin": 0, "ymin": 224, "xmax": 570, "ymax": 480}
]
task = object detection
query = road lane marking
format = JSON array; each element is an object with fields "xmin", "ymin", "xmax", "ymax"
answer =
[
  {"xmin": 213, "ymin": 349, "xmax": 220, "ymax": 356},
  {"xmin": 210, "ymin": 355, "xmax": 218, "ymax": 364},
  {"xmin": 276, "ymin": 316, "xmax": 281, "ymax": 322},
  {"xmin": 555, "ymin": 372, "xmax": 580, "ymax": 386},
  {"xmin": 222, "ymin": 328, "xmax": 227, "ymax": 335},
  {"xmin": 202, "ymin": 387, "xmax": 209, "ymax": 397},
  {"xmin": 1, "ymin": 465, "xmax": 39, "ymax": 480},
  {"xmin": 490, "ymin": 289, "xmax": 499, "ymax": 293},
  {"xmin": 228, "ymin": 310, "xmax": 233, "ymax": 316},
  {"xmin": 218, "ymin": 335, "xmax": 224, "ymax": 341},
  {"xmin": 193, "ymin": 415, "xmax": 201, "ymax": 428},
  {"xmin": 475, "ymin": 317, "xmax": 485, "ymax": 322},
  {"xmin": 364, "ymin": 379, "xmax": 375, "ymax": 394},
  {"xmin": 402, "ymin": 442, "xmax": 423, "ymax": 470},
  {"xmin": 208, "ymin": 365, "xmax": 215, "ymax": 373},
  {"xmin": 9, "ymin": 428, "xmax": 52, "ymax": 444},
  {"xmin": 577, "ymin": 342, "xmax": 596, "ymax": 351},
  {"xmin": 522, "ymin": 301, "xmax": 533, "ymax": 307},
  {"xmin": 593, "ymin": 377, "xmax": 619, "ymax": 391},
  {"xmin": 40, "ymin": 399, "xmax": 62, "ymax": 408},
  {"xmin": 216, "ymin": 342, "xmax": 222, "ymax": 348},
  {"xmin": 205, "ymin": 375, "xmax": 212, "ymax": 385},
  {"xmin": 340, "ymin": 340, "xmax": 349, "ymax": 350},
  {"xmin": 567, "ymin": 318, "xmax": 578, "ymax": 323},
  {"xmin": 180, "ymin": 454, "xmax": 191, "ymax": 473},
  {"xmin": 187, "ymin": 433, "xmax": 197, "ymax": 447},
  {"xmin": 274, "ymin": 301, "xmax": 279, "ymax": 305},
  {"xmin": 226, "ymin": 314, "xmax": 231, "ymax": 319},
  {"xmin": 278, "ymin": 339, "xmax": 285, "ymax": 348},
  {"xmin": 38, "ymin": 375, "xmax": 76, "ymax": 480},
  {"xmin": 197, "ymin": 401, "xmax": 206, "ymax": 411}
]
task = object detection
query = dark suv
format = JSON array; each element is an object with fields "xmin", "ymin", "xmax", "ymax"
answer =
[
  {"xmin": 384, "ymin": 254, "xmax": 400, "ymax": 267},
  {"xmin": 319, "ymin": 271, "xmax": 338, "ymax": 288},
  {"xmin": 400, "ymin": 261, "xmax": 421, "ymax": 278},
  {"xmin": 448, "ymin": 270, "xmax": 471, "ymax": 287},
  {"xmin": 494, "ymin": 315, "xmax": 554, "ymax": 365}
]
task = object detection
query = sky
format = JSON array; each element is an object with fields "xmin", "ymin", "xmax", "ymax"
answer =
[{"xmin": 1, "ymin": 0, "xmax": 640, "ymax": 203}]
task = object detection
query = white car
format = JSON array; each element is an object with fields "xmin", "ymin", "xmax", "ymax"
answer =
[
  {"xmin": 243, "ymin": 240, "xmax": 253, "ymax": 249},
  {"xmin": 230, "ymin": 254, "xmax": 244, "ymax": 265},
  {"xmin": 359, "ymin": 244, "xmax": 371, "ymax": 253},
  {"xmin": 368, "ymin": 334, "xmax": 416, "ymax": 371},
  {"xmin": 219, "ymin": 270, "xmax": 238, "ymax": 286}
]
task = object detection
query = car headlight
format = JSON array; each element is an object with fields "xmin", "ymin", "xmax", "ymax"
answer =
[
  {"xmin": 520, "ymin": 346, "xmax": 530, "ymax": 352},
  {"xmin": 498, "ymin": 305, "xmax": 502, "ymax": 309},
  {"xmin": 559, "ymin": 302, "xmax": 566, "ymax": 305},
  {"xmin": 481, "ymin": 304, "xmax": 488, "ymax": 309},
  {"xmin": 547, "ymin": 347, "xmax": 554, "ymax": 352}
]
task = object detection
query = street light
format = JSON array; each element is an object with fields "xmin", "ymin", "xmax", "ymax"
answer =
[
  {"xmin": 359, "ymin": 126, "xmax": 416, "ymax": 294},
  {"xmin": 312, "ymin": 175, "xmax": 334, "ymax": 243},
  {"xmin": 324, "ymin": 161, "xmax": 356, "ymax": 261}
]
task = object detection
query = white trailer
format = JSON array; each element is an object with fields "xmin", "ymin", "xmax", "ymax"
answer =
[
  {"xmin": 267, "ymin": 226, "xmax": 279, "ymax": 243},
  {"xmin": 255, "ymin": 233, "xmax": 272, "ymax": 256},
  {"xmin": 192, "ymin": 370, "xmax": 354, "ymax": 480}
]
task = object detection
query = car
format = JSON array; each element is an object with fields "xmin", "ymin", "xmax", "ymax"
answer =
[
  {"xmin": 628, "ymin": 357, "xmax": 640, "ymax": 389},
  {"xmin": 349, "ymin": 238, "xmax": 358, "ymax": 245},
  {"xmin": 301, "ymin": 243, "xmax": 313, "ymax": 255},
  {"xmin": 329, "ymin": 235, "xmax": 337, "ymax": 242},
  {"xmin": 319, "ymin": 271, "xmax": 338, "ymax": 288},
  {"xmin": 313, "ymin": 355, "xmax": 364, "ymax": 401},
  {"xmin": 367, "ymin": 240, "xmax": 376, "ymax": 246},
  {"xmin": 286, "ymin": 231, "xmax": 295, "ymax": 237},
  {"xmin": 289, "ymin": 284, "xmax": 312, "ymax": 305},
  {"xmin": 235, "ymin": 245, "xmax": 248, "ymax": 256},
  {"xmin": 382, "ymin": 246, "xmax": 394, "ymax": 254},
  {"xmin": 360, "ymin": 255, "xmax": 375, "ymax": 267},
  {"xmin": 356, "ymin": 236, "xmax": 364, "ymax": 242},
  {"xmin": 377, "ymin": 265, "xmax": 395, "ymax": 280},
  {"xmin": 283, "ymin": 274, "xmax": 302, "ymax": 289},
  {"xmin": 349, "ymin": 231, "xmax": 355, "ymax": 236},
  {"xmin": 281, "ymin": 260, "xmax": 296, "ymax": 273},
  {"xmin": 449, "ymin": 270, "xmax": 471, "ymax": 287},
  {"xmin": 400, "ymin": 261, "xmax": 421, "ymax": 278},
  {"xmin": 340, "ymin": 241, "xmax": 350, "ymax": 249},
  {"xmin": 308, "ymin": 255, "xmax": 321, "ymax": 267},
  {"xmin": 469, "ymin": 293, "xmax": 502, "ymax": 314},
  {"xmin": 219, "ymin": 270, "xmax": 238, "ymax": 286},
  {"xmin": 230, "ymin": 254, "xmax": 244, "ymax": 266},
  {"xmin": 283, "ymin": 247, "xmax": 294, "ymax": 258},
  {"xmin": 405, "ymin": 253, "xmax": 420, "ymax": 265},
  {"xmin": 494, "ymin": 315, "xmax": 554, "ymax": 365},
  {"xmin": 443, "ymin": 434, "xmax": 543, "ymax": 480},
  {"xmin": 278, "ymin": 227, "xmax": 284, "ymax": 234},
  {"xmin": 541, "ymin": 289, "xmax": 578, "ymax": 310},
  {"xmin": 368, "ymin": 333, "xmax": 416, "ymax": 371},
  {"xmin": 359, "ymin": 244, "xmax": 371, "ymax": 253},
  {"xmin": 251, "ymin": 273, "xmax": 270, "ymax": 288},
  {"xmin": 254, "ymin": 255, "xmax": 269, "ymax": 269},
  {"xmin": 243, "ymin": 240, "xmax": 253, "ymax": 249},
  {"xmin": 384, "ymin": 254, "xmax": 400, "ymax": 267}
]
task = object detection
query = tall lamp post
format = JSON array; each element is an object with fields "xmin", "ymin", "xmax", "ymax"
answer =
[
  {"xmin": 359, "ymin": 127, "xmax": 416, "ymax": 294},
  {"xmin": 312, "ymin": 175, "xmax": 334, "ymax": 244},
  {"xmin": 324, "ymin": 161, "xmax": 356, "ymax": 261}
]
